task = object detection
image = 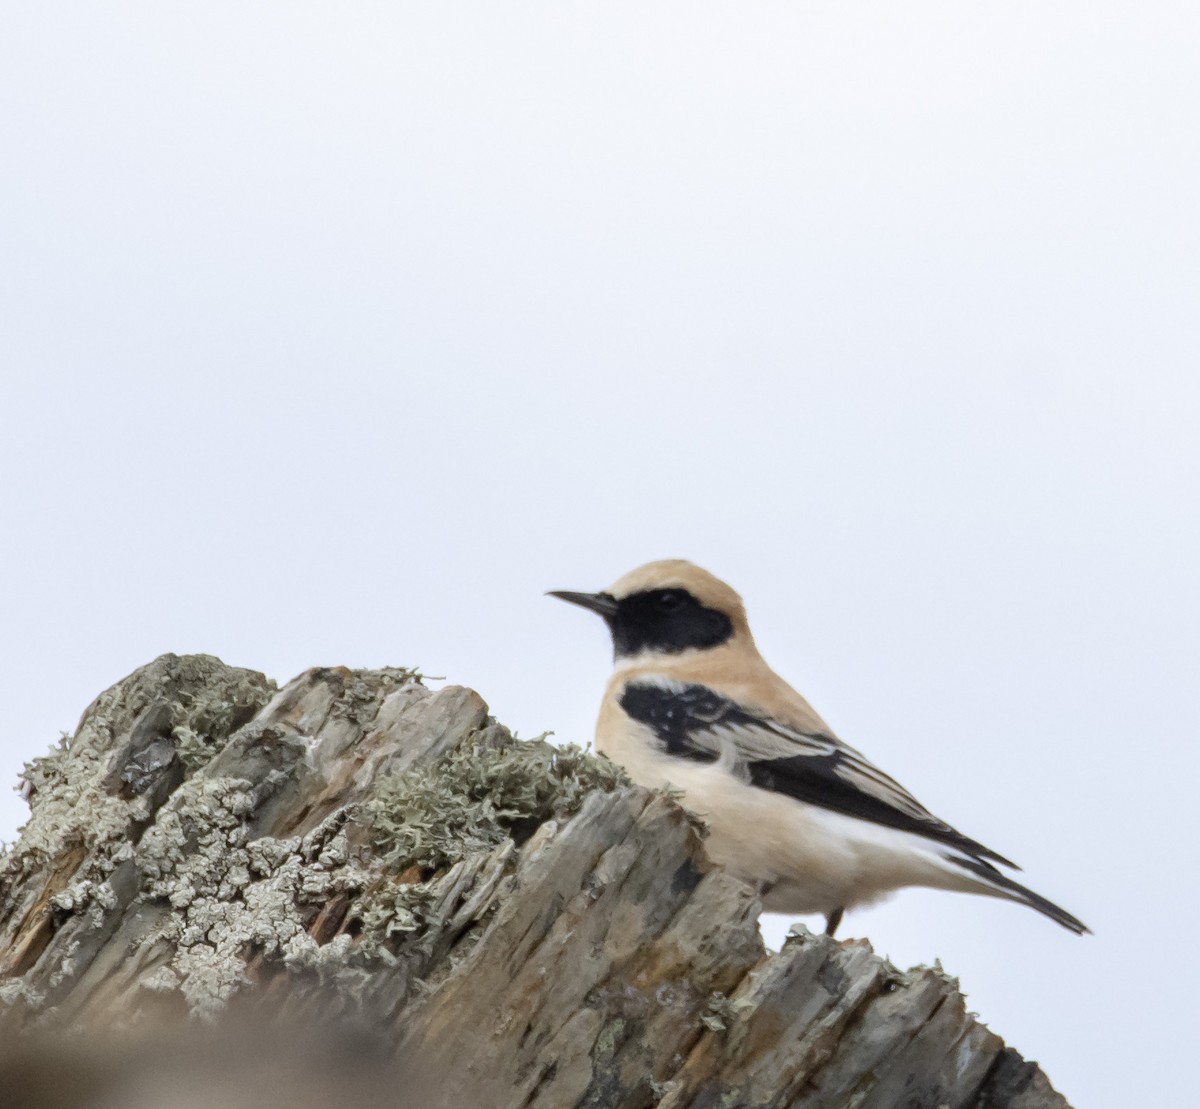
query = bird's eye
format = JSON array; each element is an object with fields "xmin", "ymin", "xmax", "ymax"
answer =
[{"xmin": 656, "ymin": 590, "xmax": 686, "ymax": 611}]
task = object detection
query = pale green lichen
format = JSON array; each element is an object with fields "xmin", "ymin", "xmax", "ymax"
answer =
[
  {"xmin": 701, "ymin": 990, "xmax": 755, "ymax": 1033},
  {"xmin": 364, "ymin": 728, "xmax": 627, "ymax": 873},
  {"xmin": 354, "ymin": 879, "xmax": 436, "ymax": 942},
  {"xmin": 138, "ymin": 781, "xmax": 370, "ymax": 1018},
  {"xmin": 5, "ymin": 656, "xmax": 274, "ymax": 886},
  {"xmin": 4, "ymin": 658, "xmax": 628, "ymax": 1025},
  {"xmin": 48, "ymin": 878, "xmax": 118, "ymax": 930},
  {"xmin": 0, "ymin": 657, "xmax": 278, "ymax": 1022},
  {"xmin": 347, "ymin": 728, "xmax": 625, "ymax": 952},
  {"xmin": 0, "ymin": 978, "xmax": 43, "ymax": 1009},
  {"xmin": 132, "ymin": 725, "xmax": 622, "ymax": 1014},
  {"xmin": 593, "ymin": 1016, "xmax": 627, "ymax": 1061},
  {"xmin": 329, "ymin": 667, "xmax": 427, "ymax": 724},
  {"xmin": 168, "ymin": 673, "xmax": 279, "ymax": 772}
]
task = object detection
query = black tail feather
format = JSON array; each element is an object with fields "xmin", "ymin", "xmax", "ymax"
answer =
[{"xmin": 953, "ymin": 855, "xmax": 1090, "ymax": 935}]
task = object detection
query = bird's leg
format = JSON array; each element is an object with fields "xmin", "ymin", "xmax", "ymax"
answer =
[{"xmin": 824, "ymin": 907, "xmax": 844, "ymax": 937}]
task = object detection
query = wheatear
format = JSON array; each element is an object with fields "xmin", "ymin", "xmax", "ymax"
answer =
[{"xmin": 550, "ymin": 559, "xmax": 1088, "ymax": 936}]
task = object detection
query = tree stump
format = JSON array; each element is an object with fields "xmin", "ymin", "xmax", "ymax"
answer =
[{"xmin": 0, "ymin": 655, "xmax": 1070, "ymax": 1108}]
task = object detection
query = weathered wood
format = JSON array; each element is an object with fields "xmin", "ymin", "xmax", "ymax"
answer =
[{"xmin": 0, "ymin": 655, "xmax": 1072, "ymax": 1108}]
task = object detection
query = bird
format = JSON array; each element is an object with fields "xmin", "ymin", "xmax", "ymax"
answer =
[{"xmin": 549, "ymin": 559, "xmax": 1088, "ymax": 937}]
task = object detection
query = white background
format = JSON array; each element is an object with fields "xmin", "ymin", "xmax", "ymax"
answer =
[{"xmin": 3, "ymin": 5, "xmax": 1197, "ymax": 1105}]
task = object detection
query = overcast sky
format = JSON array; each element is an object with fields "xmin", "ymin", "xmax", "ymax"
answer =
[{"xmin": 2, "ymin": 5, "xmax": 1197, "ymax": 1105}]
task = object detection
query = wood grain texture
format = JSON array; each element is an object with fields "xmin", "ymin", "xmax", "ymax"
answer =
[{"xmin": 0, "ymin": 655, "xmax": 1071, "ymax": 1108}]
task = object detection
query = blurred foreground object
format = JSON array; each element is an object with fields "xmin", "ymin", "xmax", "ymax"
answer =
[{"xmin": 0, "ymin": 655, "xmax": 1070, "ymax": 1108}]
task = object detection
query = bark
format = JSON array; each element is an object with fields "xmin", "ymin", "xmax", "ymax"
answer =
[{"xmin": 0, "ymin": 655, "xmax": 1071, "ymax": 1109}]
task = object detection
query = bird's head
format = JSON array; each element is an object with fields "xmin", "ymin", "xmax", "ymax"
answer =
[{"xmin": 549, "ymin": 559, "xmax": 752, "ymax": 662}]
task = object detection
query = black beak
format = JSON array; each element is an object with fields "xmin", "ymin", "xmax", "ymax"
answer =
[{"xmin": 547, "ymin": 590, "xmax": 619, "ymax": 618}]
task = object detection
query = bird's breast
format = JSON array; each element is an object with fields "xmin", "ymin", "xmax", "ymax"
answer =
[{"xmin": 595, "ymin": 693, "xmax": 682, "ymax": 790}]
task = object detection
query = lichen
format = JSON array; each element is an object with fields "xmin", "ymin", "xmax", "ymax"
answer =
[
  {"xmin": 354, "ymin": 879, "xmax": 437, "ymax": 942},
  {"xmin": 138, "ymin": 784, "xmax": 370, "ymax": 1018},
  {"xmin": 0, "ymin": 656, "xmax": 276, "ymax": 1020},
  {"xmin": 2, "ymin": 658, "xmax": 630, "ymax": 1026},
  {"xmin": 341, "ymin": 728, "xmax": 626, "ymax": 955},
  {"xmin": 49, "ymin": 879, "xmax": 118, "ymax": 929},
  {"xmin": 0, "ymin": 977, "xmax": 43, "ymax": 1010},
  {"xmin": 701, "ymin": 990, "xmax": 754, "ymax": 1032},
  {"xmin": 4, "ymin": 656, "xmax": 274, "ymax": 887},
  {"xmin": 328, "ymin": 667, "xmax": 426, "ymax": 724},
  {"xmin": 128, "ymin": 724, "xmax": 620, "ymax": 1015},
  {"xmin": 364, "ymin": 728, "xmax": 627, "ymax": 873},
  {"xmin": 168, "ymin": 673, "xmax": 279, "ymax": 772},
  {"xmin": 593, "ymin": 1016, "xmax": 627, "ymax": 1061}
]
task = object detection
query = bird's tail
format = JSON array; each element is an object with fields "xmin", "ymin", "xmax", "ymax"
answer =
[{"xmin": 948, "ymin": 854, "xmax": 1091, "ymax": 935}]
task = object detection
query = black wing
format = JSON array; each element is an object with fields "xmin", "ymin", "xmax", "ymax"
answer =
[{"xmin": 619, "ymin": 680, "xmax": 1016, "ymax": 868}]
